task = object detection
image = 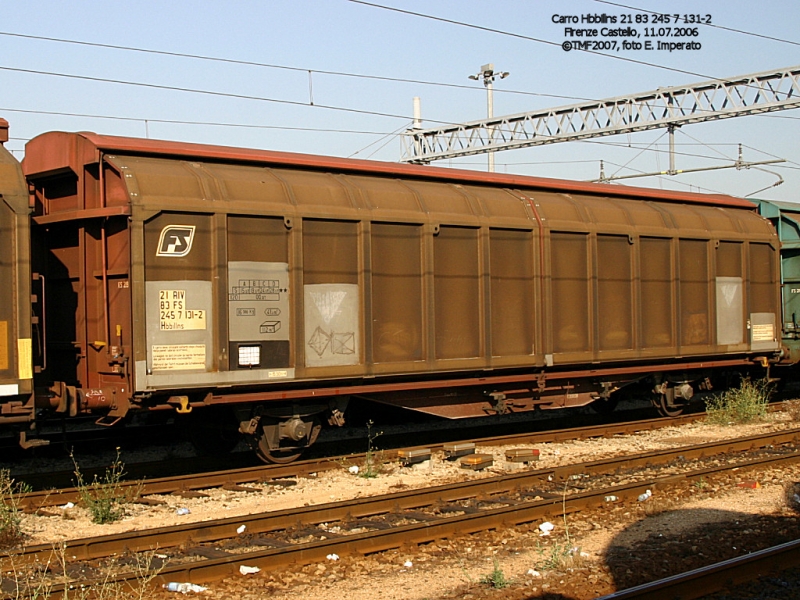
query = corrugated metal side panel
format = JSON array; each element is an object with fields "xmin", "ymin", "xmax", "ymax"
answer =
[{"xmin": 104, "ymin": 151, "xmax": 782, "ymax": 393}]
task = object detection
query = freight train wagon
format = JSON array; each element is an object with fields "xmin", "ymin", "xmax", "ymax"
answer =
[
  {"xmin": 756, "ymin": 199, "xmax": 800, "ymax": 365},
  {"xmin": 0, "ymin": 119, "xmax": 33, "ymax": 444},
  {"xmin": 0, "ymin": 123, "xmax": 783, "ymax": 461}
]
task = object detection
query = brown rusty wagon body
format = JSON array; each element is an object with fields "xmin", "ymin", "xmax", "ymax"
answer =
[{"xmin": 9, "ymin": 129, "xmax": 782, "ymax": 460}]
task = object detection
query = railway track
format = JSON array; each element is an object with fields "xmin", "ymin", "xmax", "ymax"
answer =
[
  {"xmin": 5, "ymin": 403, "xmax": 664, "ymax": 487},
  {"xmin": 5, "ymin": 425, "xmax": 800, "ymax": 599},
  {"xmin": 16, "ymin": 412, "xmax": 708, "ymax": 511}
]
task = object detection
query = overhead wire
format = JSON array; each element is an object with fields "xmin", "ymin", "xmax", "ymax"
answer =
[
  {"xmin": 7, "ymin": 24, "xmax": 800, "ymax": 126},
  {"xmin": 0, "ymin": 106, "xmax": 396, "ymax": 136},
  {"xmin": 0, "ymin": 30, "xmax": 593, "ymax": 103},
  {"xmin": 2, "ymin": 3, "xmax": 798, "ymax": 192},
  {"xmin": 674, "ymin": 130, "xmax": 737, "ymax": 164},
  {"xmin": 593, "ymin": 0, "xmax": 800, "ymax": 47},
  {"xmin": 740, "ymin": 144, "xmax": 800, "ymax": 169},
  {"xmin": 597, "ymin": 159, "xmax": 727, "ymax": 194},
  {"xmin": 345, "ymin": 1, "xmax": 800, "ymax": 145},
  {"xmin": 349, "ymin": 123, "xmax": 413, "ymax": 158},
  {"xmin": 3, "ymin": 15, "xmax": 797, "ymax": 136},
  {"xmin": 0, "ymin": 65, "xmax": 423, "ymax": 123},
  {"xmin": 7, "ymin": 105, "xmax": 785, "ymax": 170},
  {"xmin": 605, "ymin": 131, "xmax": 668, "ymax": 178},
  {"xmin": 348, "ymin": 0, "xmax": 731, "ymax": 80},
  {"xmin": 669, "ymin": 131, "xmax": 800, "ymax": 173},
  {"xmin": 584, "ymin": 139, "xmax": 743, "ymax": 163},
  {"xmin": 342, "ymin": 1, "xmax": 800, "ymax": 191}
]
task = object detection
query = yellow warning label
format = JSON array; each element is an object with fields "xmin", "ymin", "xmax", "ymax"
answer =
[
  {"xmin": 752, "ymin": 323, "xmax": 775, "ymax": 342},
  {"xmin": 0, "ymin": 321, "xmax": 7, "ymax": 371},
  {"xmin": 151, "ymin": 344, "xmax": 206, "ymax": 371},
  {"xmin": 158, "ymin": 290, "xmax": 206, "ymax": 331},
  {"xmin": 18, "ymin": 338, "xmax": 32, "ymax": 380}
]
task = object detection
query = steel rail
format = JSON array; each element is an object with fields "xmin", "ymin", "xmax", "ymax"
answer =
[
  {"xmin": 5, "ymin": 427, "xmax": 800, "ymax": 597},
  {"xmin": 597, "ymin": 538, "xmax": 800, "ymax": 600},
  {"xmin": 16, "ymin": 412, "xmax": 707, "ymax": 511}
]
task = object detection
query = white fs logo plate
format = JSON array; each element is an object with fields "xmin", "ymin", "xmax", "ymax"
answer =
[{"xmin": 156, "ymin": 225, "xmax": 196, "ymax": 257}]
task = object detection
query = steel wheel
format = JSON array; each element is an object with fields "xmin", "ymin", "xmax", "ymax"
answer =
[
  {"xmin": 253, "ymin": 416, "xmax": 320, "ymax": 464},
  {"xmin": 655, "ymin": 393, "xmax": 684, "ymax": 417},
  {"xmin": 255, "ymin": 443, "xmax": 305, "ymax": 464}
]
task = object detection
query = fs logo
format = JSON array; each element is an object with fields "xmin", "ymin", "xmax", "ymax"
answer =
[{"xmin": 156, "ymin": 225, "xmax": 196, "ymax": 257}]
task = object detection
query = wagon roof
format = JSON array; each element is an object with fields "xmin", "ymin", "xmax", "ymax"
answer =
[{"xmin": 23, "ymin": 130, "xmax": 755, "ymax": 209}]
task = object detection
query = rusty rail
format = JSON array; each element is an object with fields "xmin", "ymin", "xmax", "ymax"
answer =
[
  {"xmin": 17, "ymin": 412, "xmax": 706, "ymax": 511},
  {"xmin": 597, "ymin": 538, "xmax": 800, "ymax": 599}
]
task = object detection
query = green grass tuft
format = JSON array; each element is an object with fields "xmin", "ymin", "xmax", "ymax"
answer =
[
  {"xmin": 480, "ymin": 559, "xmax": 510, "ymax": 589},
  {"xmin": 72, "ymin": 449, "xmax": 139, "ymax": 524},
  {"xmin": 705, "ymin": 377, "xmax": 771, "ymax": 425},
  {"xmin": 0, "ymin": 469, "xmax": 30, "ymax": 547}
]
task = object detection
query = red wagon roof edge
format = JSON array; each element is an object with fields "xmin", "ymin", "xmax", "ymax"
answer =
[{"xmin": 24, "ymin": 131, "xmax": 756, "ymax": 209}]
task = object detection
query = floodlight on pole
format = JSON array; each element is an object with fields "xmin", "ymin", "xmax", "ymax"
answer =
[{"xmin": 469, "ymin": 64, "xmax": 509, "ymax": 172}]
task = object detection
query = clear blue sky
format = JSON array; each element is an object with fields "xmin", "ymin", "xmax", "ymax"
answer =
[{"xmin": 2, "ymin": 0, "xmax": 798, "ymax": 200}]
